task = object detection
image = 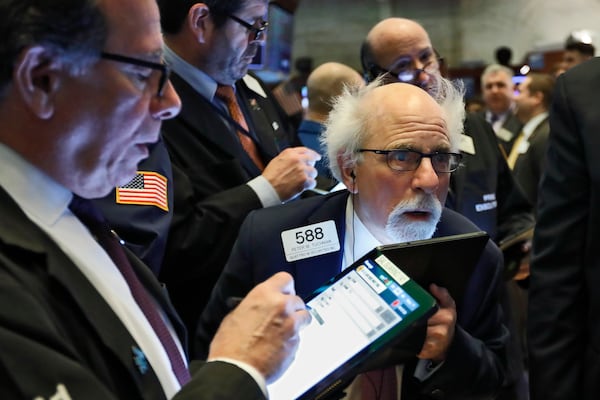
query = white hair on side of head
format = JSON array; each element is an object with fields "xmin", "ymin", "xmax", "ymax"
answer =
[
  {"xmin": 433, "ymin": 75, "xmax": 466, "ymax": 153},
  {"xmin": 320, "ymin": 77, "xmax": 383, "ymax": 182},
  {"xmin": 320, "ymin": 75, "xmax": 465, "ymax": 182}
]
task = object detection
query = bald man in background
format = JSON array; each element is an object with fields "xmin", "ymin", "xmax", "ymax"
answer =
[{"xmin": 297, "ymin": 62, "xmax": 365, "ymax": 191}]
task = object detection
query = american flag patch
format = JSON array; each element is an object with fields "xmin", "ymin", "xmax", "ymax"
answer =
[{"xmin": 116, "ymin": 171, "xmax": 168, "ymax": 211}]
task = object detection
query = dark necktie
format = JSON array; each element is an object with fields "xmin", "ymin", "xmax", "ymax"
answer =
[
  {"xmin": 215, "ymin": 84, "xmax": 266, "ymax": 171},
  {"xmin": 69, "ymin": 195, "xmax": 191, "ymax": 386},
  {"xmin": 360, "ymin": 366, "xmax": 398, "ymax": 399}
]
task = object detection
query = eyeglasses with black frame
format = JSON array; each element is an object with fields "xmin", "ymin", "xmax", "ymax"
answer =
[
  {"xmin": 227, "ymin": 14, "xmax": 268, "ymax": 41},
  {"xmin": 372, "ymin": 51, "xmax": 440, "ymax": 84},
  {"xmin": 358, "ymin": 149, "xmax": 462, "ymax": 173},
  {"xmin": 100, "ymin": 52, "xmax": 171, "ymax": 98}
]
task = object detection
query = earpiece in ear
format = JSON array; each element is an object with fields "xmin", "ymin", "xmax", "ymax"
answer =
[{"xmin": 350, "ymin": 170, "xmax": 356, "ymax": 179}]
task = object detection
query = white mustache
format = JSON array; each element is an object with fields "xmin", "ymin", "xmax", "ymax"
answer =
[{"xmin": 384, "ymin": 194, "xmax": 442, "ymax": 243}]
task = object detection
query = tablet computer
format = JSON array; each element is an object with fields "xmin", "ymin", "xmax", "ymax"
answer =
[
  {"xmin": 267, "ymin": 231, "xmax": 489, "ymax": 400},
  {"xmin": 378, "ymin": 231, "xmax": 489, "ymax": 309},
  {"xmin": 267, "ymin": 247, "xmax": 438, "ymax": 400}
]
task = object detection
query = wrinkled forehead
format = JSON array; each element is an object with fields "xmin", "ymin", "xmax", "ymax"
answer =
[{"xmin": 361, "ymin": 84, "xmax": 449, "ymax": 144}]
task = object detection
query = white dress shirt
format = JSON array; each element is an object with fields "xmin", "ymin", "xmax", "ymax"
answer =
[
  {"xmin": 0, "ymin": 143, "xmax": 183, "ymax": 398},
  {"xmin": 340, "ymin": 195, "xmax": 443, "ymax": 399}
]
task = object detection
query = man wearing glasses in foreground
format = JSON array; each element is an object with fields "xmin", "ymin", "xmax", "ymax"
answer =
[
  {"xmin": 0, "ymin": 0, "xmax": 310, "ymax": 398},
  {"xmin": 198, "ymin": 78, "xmax": 508, "ymax": 399},
  {"xmin": 151, "ymin": 0, "xmax": 320, "ymax": 344}
]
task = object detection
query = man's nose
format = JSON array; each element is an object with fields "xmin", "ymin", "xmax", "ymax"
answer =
[
  {"xmin": 152, "ymin": 80, "xmax": 181, "ymax": 120},
  {"xmin": 411, "ymin": 157, "xmax": 439, "ymax": 194}
]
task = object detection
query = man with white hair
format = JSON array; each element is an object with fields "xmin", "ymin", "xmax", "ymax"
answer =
[
  {"xmin": 360, "ymin": 18, "xmax": 533, "ymax": 245},
  {"xmin": 197, "ymin": 78, "xmax": 508, "ymax": 399},
  {"xmin": 359, "ymin": 18, "xmax": 531, "ymax": 400}
]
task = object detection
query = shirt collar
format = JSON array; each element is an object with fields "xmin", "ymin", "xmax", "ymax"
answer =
[
  {"xmin": 163, "ymin": 44, "xmax": 218, "ymax": 101},
  {"xmin": 522, "ymin": 112, "xmax": 549, "ymax": 140},
  {"xmin": 0, "ymin": 143, "xmax": 71, "ymax": 227},
  {"xmin": 342, "ymin": 194, "xmax": 381, "ymax": 268}
]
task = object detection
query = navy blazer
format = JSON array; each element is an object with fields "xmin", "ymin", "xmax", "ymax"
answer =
[
  {"xmin": 198, "ymin": 190, "xmax": 509, "ymax": 399},
  {"xmin": 159, "ymin": 71, "xmax": 296, "ymax": 344},
  {"xmin": 0, "ymin": 188, "xmax": 264, "ymax": 399},
  {"xmin": 447, "ymin": 113, "xmax": 533, "ymax": 242}
]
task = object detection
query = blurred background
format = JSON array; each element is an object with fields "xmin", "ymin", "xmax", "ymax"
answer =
[{"xmin": 254, "ymin": 0, "xmax": 598, "ymax": 100}]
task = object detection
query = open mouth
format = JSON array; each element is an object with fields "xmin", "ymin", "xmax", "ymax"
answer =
[{"xmin": 403, "ymin": 210, "xmax": 431, "ymax": 219}]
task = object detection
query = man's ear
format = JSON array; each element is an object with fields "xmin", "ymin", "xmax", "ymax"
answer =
[
  {"xmin": 188, "ymin": 3, "xmax": 211, "ymax": 43},
  {"xmin": 14, "ymin": 46, "xmax": 60, "ymax": 120},
  {"xmin": 339, "ymin": 154, "xmax": 358, "ymax": 194}
]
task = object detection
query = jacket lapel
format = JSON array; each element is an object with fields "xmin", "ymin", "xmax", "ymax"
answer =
[
  {"xmin": 125, "ymin": 247, "xmax": 188, "ymax": 354},
  {"xmin": 170, "ymin": 73, "xmax": 262, "ymax": 177},
  {"xmin": 292, "ymin": 191, "xmax": 348, "ymax": 297},
  {"xmin": 236, "ymin": 76, "xmax": 281, "ymax": 160},
  {"xmin": 529, "ymin": 116, "xmax": 549, "ymax": 143},
  {"xmin": 0, "ymin": 189, "xmax": 166, "ymax": 398}
]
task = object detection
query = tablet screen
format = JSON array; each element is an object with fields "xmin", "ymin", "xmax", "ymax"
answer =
[{"xmin": 267, "ymin": 252, "xmax": 437, "ymax": 400}]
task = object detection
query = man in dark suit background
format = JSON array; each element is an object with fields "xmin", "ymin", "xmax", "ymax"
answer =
[
  {"xmin": 528, "ymin": 58, "xmax": 600, "ymax": 400},
  {"xmin": 199, "ymin": 78, "xmax": 509, "ymax": 399},
  {"xmin": 504, "ymin": 72, "xmax": 554, "ymax": 400},
  {"xmin": 0, "ymin": 0, "xmax": 311, "ymax": 398},
  {"xmin": 154, "ymin": 0, "xmax": 321, "ymax": 340},
  {"xmin": 511, "ymin": 72, "xmax": 554, "ymax": 209},
  {"xmin": 480, "ymin": 63, "xmax": 524, "ymax": 155}
]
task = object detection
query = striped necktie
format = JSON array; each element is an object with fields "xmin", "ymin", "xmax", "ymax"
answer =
[
  {"xmin": 69, "ymin": 195, "xmax": 191, "ymax": 386},
  {"xmin": 215, "ymin": 84, "xmax": 266, "ymax": 171}
]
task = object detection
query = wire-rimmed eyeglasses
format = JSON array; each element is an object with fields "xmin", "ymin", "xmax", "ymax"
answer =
[
  {"xmin": 100, "ymin": 52, "xmax": 170, "ymax": 98},
  {"xmin": 358, "ymin": 149, "xmax": 462, "ymax": 173},
  {"xmin": 227, "ymin": 14, "xmax": 268, "ymax": 41},
  {"xmin": 374, "ymin": 54, "xmax": 440, "ymax": 84}
]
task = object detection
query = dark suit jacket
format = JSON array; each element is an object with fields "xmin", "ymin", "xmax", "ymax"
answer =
[
  {"xmin": 528, "ymin": 58, "xmax": 600, "ymax": 400},
  {"xmin": 159, "ymin": 71, "xmax": 296, "ymax": 342},
  {"xmin": 198, "ymin": 190, "xmax": 509, "ymax": 399},
  {"xmin": 0, "ymin": 188, "xmax": 263, "ymax": 399},
  {"xmin": 512, "ymin": 116, "xmax": 550, "ymax": 209},
  {"xmin": 480, "ymin": 110, "xmax": 523, "ymax": 155},
  {"xmin": 93, "ymin": 139, "xmax": 174, "ymax": 275},
  {"xmin": 447, "ymin": 113, "xmax": 533, "ymax": 242},
  {"xmin": 498, "ymin": 112, "xmax": 524, "ymax": 155}
]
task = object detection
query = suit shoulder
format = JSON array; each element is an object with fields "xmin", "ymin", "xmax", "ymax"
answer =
[
  {"xmin": 437, "ymin": 207, "xmax": 486, "ymax": 236},
  {"xmin": 560, "ymin": 58, "xmax": 600, "ymax": 88},
  {"xmin": 463, "ymin": 113, "xmax": 496, "ymax": 142},
  {"xmin": 248, "ymin": 190, "xmax": 347, "ymax": 220}
]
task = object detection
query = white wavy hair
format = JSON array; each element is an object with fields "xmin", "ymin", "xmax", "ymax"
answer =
[{"xmin": 320, "ymin": 75, "xmax": 465, "ymax": 182}]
